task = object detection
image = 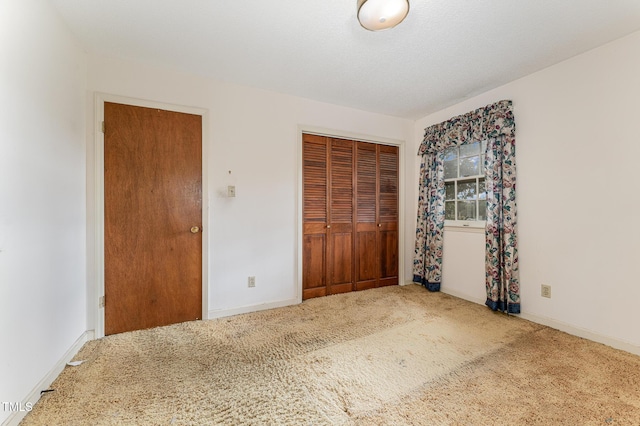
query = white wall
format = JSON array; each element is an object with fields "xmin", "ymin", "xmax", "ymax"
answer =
[
  {"xmin": 85, "ymin": 55, "xmax": 414, "ymax": 330},
  {"xmin": 414, "ymin": 31, "xmax": 640, "ymax": 352},
  {"xmin": 3, "ymin": 2, "xmax": 637, "ymax": 420},
  {"xmin": 0, "ymin": 0, "xmax": 87, "ymax": 423}
]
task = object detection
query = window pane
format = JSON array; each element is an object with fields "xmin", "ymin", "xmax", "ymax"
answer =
[
  {"xmin": 445, "ymin": 201, "xmax": 455, "ymax": 220},
  {"xmin": 478, "ymin": 200, "xmax": 487, "ymax": 221},
  {"xmin": 444, "ymin": 160, "xmax": 457, "ymax": 179},
  {"xmin": 457, "ymin": 179, "xmax": 476, "ymax": 200},
  {"xmin": 457, "ymin": 201, "xmax": 476, "ymax": 220},
  {"xmin": 444, "ymin": 147, "xmax": 457, "ymax": 162},
  {"xmin": 445, "ymin": 182, "xmax": 455, "ymax": 200},
  {"xmin": 478, "ymin": 178, "xmax": 486, "ymax": 200},
  {"xmin": 460, "ymin": 142, "xmax": 479, "ymax": 158},
  {"xmin": 459, "ymin": 156, "xmax": 479, "ymax": 177}
]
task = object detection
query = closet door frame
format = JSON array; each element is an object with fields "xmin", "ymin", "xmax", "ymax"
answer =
[{"xmin": 296, "ymin": 126, "xmax": 405, "ymax": 303}]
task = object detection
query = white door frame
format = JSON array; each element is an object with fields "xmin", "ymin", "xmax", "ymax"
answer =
[
  {"xmin": 296, "ymin": 126, "xmax": 406, "ymax": 302},
  {"xmin": 93, "ymin": 93, "xmax": 210, "ymax": 338}
]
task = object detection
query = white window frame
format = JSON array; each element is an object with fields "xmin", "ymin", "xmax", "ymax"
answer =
[{"xmin": 444, "ymin": 141, "xmax": 487, "ymax": 229}]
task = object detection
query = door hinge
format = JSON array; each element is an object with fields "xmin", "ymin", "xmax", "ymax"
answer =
[
  {"xmin": 99, "ymin": 296, "xmax": 105, "ymax": 308},
  {"xmin": 101, "ymin": 121, "xmax": 105, "ymax": 133}
]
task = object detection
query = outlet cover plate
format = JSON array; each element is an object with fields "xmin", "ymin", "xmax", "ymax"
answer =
[{"xmin": 541, "ymin": 284, "xmax": 551, "ymax": 298}]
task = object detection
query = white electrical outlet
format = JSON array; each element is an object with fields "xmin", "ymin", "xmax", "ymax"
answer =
[
  {"xmin": 248, "ymin": 276, "xmax": 256, "ymax": 288},
  {"xmin": 541, "ymin": 284, "xmax": 551, "ymax": 298}
]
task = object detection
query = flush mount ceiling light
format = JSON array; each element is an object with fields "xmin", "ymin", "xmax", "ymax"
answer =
[{"xmin": 357, "ymin": 0, "xmax": 409, "ymax": 31}]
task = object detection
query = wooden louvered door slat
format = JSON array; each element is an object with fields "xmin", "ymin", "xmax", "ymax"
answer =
[
  {"xmin": 302, "ymin": 134, "xmax": 328, "ymax": 299},
  {"xmin": 328, "ymin": 138, "xmax": 354, "ymax": 295},
  {"xmin": 355, "ymin": 142, "xmax": 378, "ymax": 291},
  {"xmin": 378, "ymin": 145, "xmax": 399, "ymax": 287}
]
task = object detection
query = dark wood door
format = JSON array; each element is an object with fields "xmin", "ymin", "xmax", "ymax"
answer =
[
  {"xmin": 303, "ymin": 134, "xmax": 398, "ymax": 300},
  {"xmin": 355, "ymin": 143, "xmax": 399, "ymax": 289},
  {"xmin": 104, "ymin": 102, "xmax": 202, "ymax": 335},
  {"xmin": 327, "ymin": 138, "xmax": 354, "ymax": 295},
  {"xmin": 302, "ymin": 134, "xmax": 328, "ymax": 300},
  {"xmin": 377, "ymin": 144, "xmax": 399, "ymax": 287},
  {"xmin": 355, "ymin": 142, "xmax": 378, "ymax": 290}
]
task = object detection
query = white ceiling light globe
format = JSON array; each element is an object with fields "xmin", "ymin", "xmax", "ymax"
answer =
[{"xmin": 357, "ymin": 0, "xmax": 410, "ymax": 31}]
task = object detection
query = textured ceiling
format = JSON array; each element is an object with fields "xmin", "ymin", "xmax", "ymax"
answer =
[{"xmin": 50, "ymin": 0, "xmax": 640, "ymax": 119}]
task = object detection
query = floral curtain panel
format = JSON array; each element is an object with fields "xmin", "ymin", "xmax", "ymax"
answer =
[
  {"xmin": 413, "ymin": 100, "xmax": 520, "ymax": 313},
  {"xmin": 413, "ymin": 151, "xmax": 445, "ymax": 291}
]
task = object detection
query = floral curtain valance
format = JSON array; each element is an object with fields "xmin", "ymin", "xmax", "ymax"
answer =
[{"xmin": 418, "ymin": 99, "xmax": 515, "ymax": 155}]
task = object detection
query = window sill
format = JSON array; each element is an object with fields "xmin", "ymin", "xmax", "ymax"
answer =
[{"xmin": 444, "ymin": 221, "xmax": 485, "ymax": 233}]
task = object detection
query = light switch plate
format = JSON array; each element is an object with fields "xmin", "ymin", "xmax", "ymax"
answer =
[{"xmin": 227, "ymin": 185, "xmax": 236, "ymax": 197}]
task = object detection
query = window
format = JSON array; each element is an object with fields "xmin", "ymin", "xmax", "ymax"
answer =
[{"xmin": 444, "ymin": 141, "xmax": 486, "ymax": 226}]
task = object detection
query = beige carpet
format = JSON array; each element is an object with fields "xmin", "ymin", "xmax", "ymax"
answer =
[{"xmin": 22, "ymin": 285, "xmax": 640, "ymax": 425}]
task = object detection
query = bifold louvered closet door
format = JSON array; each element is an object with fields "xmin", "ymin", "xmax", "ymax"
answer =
[{"xmin": 302, "ymin": 133, "xmax": 398, "ymax": 300}]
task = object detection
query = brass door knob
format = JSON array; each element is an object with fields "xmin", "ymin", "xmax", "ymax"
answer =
[{"xmin": 190, "ymin": 226, "xmax": 200, "ymax": 234}]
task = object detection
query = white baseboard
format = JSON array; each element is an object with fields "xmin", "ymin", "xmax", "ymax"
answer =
[
  {"xmin": 2, "ymin": 330, "xmax": 94, "ymax": 426},
  {"xmin": 208, "ymin": 298, "xmax": 299, "ymax": 320},
  {"xmin": 437, "ymin": 287, "xmax": 640, "ymax": 357},
  {"xmin": 519, "ymin": 312, "xmax": 640, "ymax": 356},
  {"xmin": 439, "ymin": 287, "xmax": 486, "ymax": 305}
]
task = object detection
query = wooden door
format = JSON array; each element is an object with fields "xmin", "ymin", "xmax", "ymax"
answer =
[
  {"xmin": 377, "ymin": 144, "xmax": 399, "ymax": 287},
  {"xmin": 302, "ymin": 135, "xmax": 355, "ymax": 299},
  {"xmin": 327, "ymin": 138, "xmax": 354, "ymax": 295},
  {"xmin": 104, "ymin": 102, "xmax": 202, "ymax": 335},
  {"xmin": 355, "ymin": 142, "xmax": 378, "ymax": 290},
  {"xmin": 302, "ymin": 134, "xmax": 397, "ymax": 300},
  {"xmin": 302, "ymin": 134, "xmax": 328, "ymax": 300},
  {"xmin": 355, "ymin": 142, "xmax": 399, "ymax": 289}
]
